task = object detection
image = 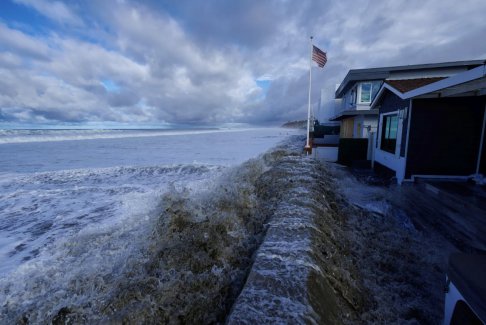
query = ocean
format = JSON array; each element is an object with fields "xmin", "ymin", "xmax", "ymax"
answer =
[{"xmin": 0, "ymin": 127, "xmax": 301, "ymax": 323}]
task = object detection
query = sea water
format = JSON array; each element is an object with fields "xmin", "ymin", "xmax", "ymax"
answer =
[{"xmin": 0, "ymin": 127, "xmax": 300, "ymax": 323}]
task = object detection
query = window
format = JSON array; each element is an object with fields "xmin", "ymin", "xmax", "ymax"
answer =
[
  {"xmin": 359, "ymin": 83, "xmax": 372, "ymax": 103},
  {"xmin": 381, "ymin": 114, "xmax": 398, "ymax": 153},
  {"xmin": 358, "ymin": 81, "xmax": 382, "ymax": 104}
]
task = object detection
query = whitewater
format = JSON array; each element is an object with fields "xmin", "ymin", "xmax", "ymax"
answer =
[
  {"xmin": 0, "ymin": 127, "xmax": 451, "ymax": 324},
  {"xmin": 0, "ymin": 127, "xmax": 303, "ymax": 323}
]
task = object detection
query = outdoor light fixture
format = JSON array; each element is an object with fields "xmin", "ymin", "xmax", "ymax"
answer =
[{"xmin": 399, "ymin": 107, "xmax": 408, "ymax": 119}]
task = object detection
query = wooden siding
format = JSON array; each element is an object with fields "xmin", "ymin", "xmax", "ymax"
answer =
[{"xmin": 340, "ymin": 117, "xmax": 354, "ymax": 138}]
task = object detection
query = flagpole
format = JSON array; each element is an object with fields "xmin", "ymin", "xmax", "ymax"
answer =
[{"xmin": 305, "ymin": 36, "xmax": 313, "ymax": 153}]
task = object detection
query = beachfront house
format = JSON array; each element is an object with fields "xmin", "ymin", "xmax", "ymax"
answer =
[
  {"xmin": 332, "ymin": 60, "xmax": 485, "ymax": 166},
  {"xmin": 331, "ymin": 72, "xmax": 382, "ymax": 139},
  {"xmin": 371, "ymin": 60, "xmax": 486, "ymax": 184}
]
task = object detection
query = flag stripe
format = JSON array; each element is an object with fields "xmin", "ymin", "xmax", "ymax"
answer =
[{"xmin": 312, "ymin": 45, "xmax": 327, "ymax": 68}]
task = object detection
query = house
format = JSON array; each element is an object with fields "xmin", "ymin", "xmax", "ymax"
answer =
[
  {"xmin": 331, "ymin": 60, "xmax": 485, "ymax": 165},
  {"xmin": 371, "ymin": 61, "xmax": 486, "ymax": 184},
  {"xmin": 332, "ymin": 60, "xmax": 485, "ymax": 139},
  {"xmin": 332, "ymin": 72, "xmax": 382, "ymax": 139}
]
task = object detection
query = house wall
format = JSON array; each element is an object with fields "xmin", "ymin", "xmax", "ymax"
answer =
[
  {"xmin": 340, "ymin": 118, "xmax": 354, "ymax": 138},
  {"xmin": 373, "ymin": 90, "xmax": 411, "ymax": 183},
  {"xmin": 405, "ymin": 96, "xmax": 486, "ymax": 178},
  {"xmin": 340, "ymin": 86, "xmax": 356, "ymax": 112},
  {"xmin": 363, "ymin": 116, "xmax": 378, "ymax": 138},
  {"xmin": 374, "ymin": 111, "xmax": 407, "ymax": 183},
  {"xmin": 355, "ymin": 103, "xmax": 370, "ymax": 111},
  {"xmin": 378, "ymin": 91, "xmax": 410, "ymax": 157},
  {"xmin": 353, "ymin": 116, "xmax": 378, "ymax": 138},
  {"xmin": 340, "ymin": 81, "xmax": 382, "ymax": 112}
]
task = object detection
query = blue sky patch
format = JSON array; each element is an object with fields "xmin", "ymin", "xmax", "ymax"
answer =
[
  {"xmin": 101, "ymin": 79, "xmax": 120, "ymax": 93},
  {"xmin": 256, "ymin": 79, "xmax": 271, "ymax": 95}
]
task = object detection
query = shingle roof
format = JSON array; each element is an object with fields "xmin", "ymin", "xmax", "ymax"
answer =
[{"xmin": 385, "ymin": 77, "xmax": 446, "ymax": 93}]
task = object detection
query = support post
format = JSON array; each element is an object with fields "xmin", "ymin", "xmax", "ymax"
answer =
[{"xmin": 474, "ymin": 104, "xmax": 486, "ymax": 184}]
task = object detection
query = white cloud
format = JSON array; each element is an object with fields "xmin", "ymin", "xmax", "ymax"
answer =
[
  {"xmin": 0, "ymin": 22, "xmax": 51, "ymax": 60},
  {"xmin": 13, "ymin": 0, "xmax": 83, "ymax": 26},
  {"xmin": 1, "ymin": 0, "xmax": 486, "ymax": 126}
]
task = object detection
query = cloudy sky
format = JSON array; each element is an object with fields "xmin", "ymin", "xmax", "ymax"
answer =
[{"xmin": 1, "ymin": 0, "xmax": 485, "ymax": 128}]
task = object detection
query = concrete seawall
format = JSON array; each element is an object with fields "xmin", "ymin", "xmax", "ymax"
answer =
[
  {"xmin": 228, "ymin": 137, "xmax": 449, "ymax": 324},
  {"xmin": 227, "ymin": 145, "xmax": 362, "ymax": 324}
]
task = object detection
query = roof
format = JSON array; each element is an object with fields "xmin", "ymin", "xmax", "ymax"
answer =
[
  {"xmin": 371, "ymin": 64, "xmax": 486, "ymax": 108},
  {"xmin": 329, "ymin": 109, "xmax": 379, "ymax": 121},
  {"xmin": 335, "ymin": 60, "xmax": 485, "ymax": 98},
  {"xmin": 385, "ymin": 77, "xmax": 445, "ymax": 93}
]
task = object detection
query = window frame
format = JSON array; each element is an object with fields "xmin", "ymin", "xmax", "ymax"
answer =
[
  {"xmin": 349, "ymin": 87, "xmax": 356, "ymax": 106},
  {"xmin": 380, "ymin": 113, "xmax": 399, "ymax": 153},
  {"xmin": 358, "ymin": 82, "xmax": 372, "ymax": 104}
]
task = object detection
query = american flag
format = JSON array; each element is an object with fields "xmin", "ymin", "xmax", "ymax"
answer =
[{"xmin": 312, "ymin": 45, "xmax": 327, "ymax": 68}]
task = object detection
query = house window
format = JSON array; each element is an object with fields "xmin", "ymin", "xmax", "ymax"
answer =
[
  {"xmin": 358, "ymin": 81, "xmax": 382, "ymax": 104},
  {"xmin": 359, "ymin": 83, "xmax": 372, "ymax": 103},
  {"xmin": 381, "ymin": 114, "xmax": 398, "ymax": 153}
]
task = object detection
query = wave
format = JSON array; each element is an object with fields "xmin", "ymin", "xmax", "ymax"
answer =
[
  {"xmin": 2, "ymin": 135, "xmax": 348, "ymax": 324},
  {"xmin": 0, "ymin": 163, "xmax": 222, "ymax": 277},
  {"xmin": 0, "ymin": 133, "xmax": 450, "ymax": 324},
  {"xmin": 0, "ymin": 154, "xmax": 270, "ymax": 323},
  {"xmin": 0, "ymin": 128, "xmax": 260, "ymax": 144}
]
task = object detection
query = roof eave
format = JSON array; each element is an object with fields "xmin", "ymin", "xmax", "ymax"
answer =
[
  {"xmin": 329, "ymin": 109, "xmax": 379, "ymax": 121},
  {"xmin": 335, "ymin": 59, "xmax": 486, "ymax": 99},
  {"xmin": 403, "ymin": 64, "xmax": 486, "ymax": 99},
  {"xmin": 370, "ymin": 83, "xmax": 406, "ymax": 109},
  {"xmin": 335, "ymin": 71, "xmax": 390, "ymax": 98}
]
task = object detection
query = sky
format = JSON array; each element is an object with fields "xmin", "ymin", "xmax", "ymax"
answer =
[{"xmin": 1, "ymin": 0, "xmax": 486, "ymax": 128}]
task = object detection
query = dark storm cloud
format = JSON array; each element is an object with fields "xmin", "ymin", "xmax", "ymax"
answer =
[
  {"xmin": 0, "ymin": 0, "xmax": 485, "ymax": 126},
  {"xmin": 154, "ymin": 0, "xmax": 283, "ymax": 48}
]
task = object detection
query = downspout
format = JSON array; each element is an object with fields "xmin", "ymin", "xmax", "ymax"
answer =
[{"xmin": 403, "ymin": 99, "xmax": 413, "ymax": 181}]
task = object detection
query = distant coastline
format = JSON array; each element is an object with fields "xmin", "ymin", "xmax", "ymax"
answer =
[{"xmin": 281, "ymin": 120, "xmax": 307, "ymax": 129}]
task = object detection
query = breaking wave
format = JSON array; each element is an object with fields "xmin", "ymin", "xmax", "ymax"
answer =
[
  {"xmin": 0, "ymin": 128, "xmax": 257, "ymax": 144},
  {"xmin": 6, "ymin": 133, "xmax": 418, "ymax": 324},
  {"xmin": 0, "ymin": 136, "xmax": 308, "ymax": 324}
]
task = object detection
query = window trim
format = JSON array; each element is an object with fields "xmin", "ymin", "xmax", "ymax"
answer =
[
  {"xmin": 380, "ymin": 113, "xmax": 399, "ymax": 154},
  {"xmin": 358, "ymin": 82, "xmax": 372, "ymax": 104},
  {"xmin": 349, "ymin": 87, "xmax": 356, "ymax": 106}
]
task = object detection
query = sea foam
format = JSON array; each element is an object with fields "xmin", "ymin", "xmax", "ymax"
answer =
[{"xmin": 0, "ymin": 129, "xmax": 301, "ymax": 323}]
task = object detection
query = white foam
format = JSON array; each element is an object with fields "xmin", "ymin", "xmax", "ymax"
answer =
[
  {"xmin": 0, "ymin": 164, "xmax": 223, "ymax": 278},
  {"xmin": 0, "ymin": 130, "xmax": 302, "ymax": 323},
  {"xmin": 0, "ymin": 128, "xmax": 273, "ymax": 144}
]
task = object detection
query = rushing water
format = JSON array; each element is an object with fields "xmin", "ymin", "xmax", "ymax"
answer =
[{"xmin": 0, "ymin": 127, "xmax": 300, "ymax": 323}]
